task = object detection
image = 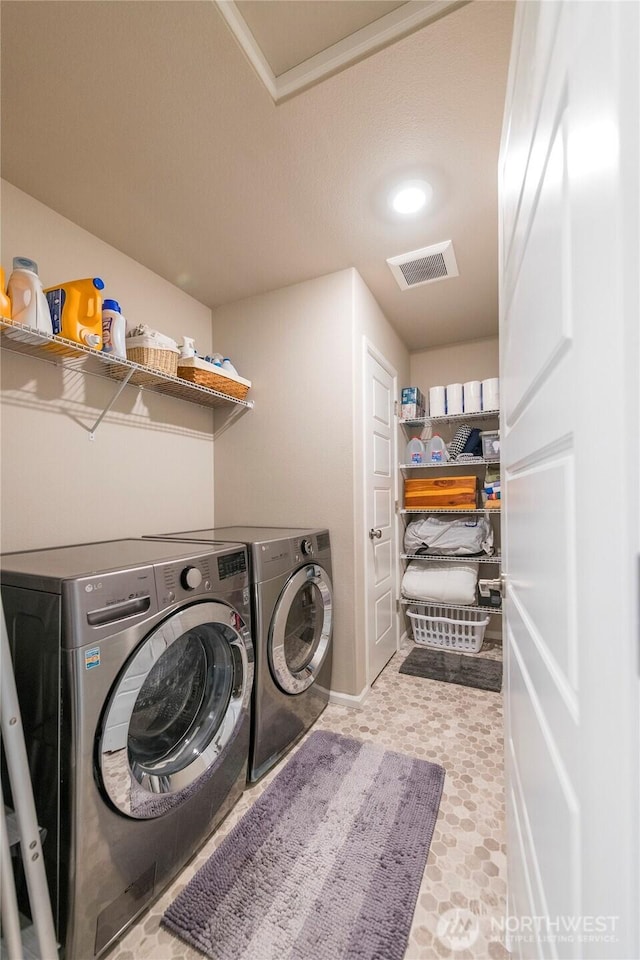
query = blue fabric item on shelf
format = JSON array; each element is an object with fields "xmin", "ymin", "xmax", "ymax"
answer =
[{"xmin": 461, "ymin": 428, "xmax": 483, "ymax": 458}]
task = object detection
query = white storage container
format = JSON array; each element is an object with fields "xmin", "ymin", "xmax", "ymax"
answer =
[
  {"xmin": 481, "ymin": 430, "xmax": 500, "ymax": 460},
  {"xmin": 407, "ymin": 604, "xmax": 490, "ymax": 653}
]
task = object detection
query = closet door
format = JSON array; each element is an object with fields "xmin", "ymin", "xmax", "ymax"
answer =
[
  {"xmin": 500, "ymin": 2, "xmax": 639, "ymax": 957},
  {"xmin": 364, "ymin": 341, "xmax": 399, "ymax": 683}
]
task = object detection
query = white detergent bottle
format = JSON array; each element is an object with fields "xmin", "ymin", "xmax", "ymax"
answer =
[
  {"xmin": 221, "ymin": 357, "xmax": 237, "ymax": 375},
  {"xmin": 405, "ymin": 437, "xmax": 425, "ymax": 464},
  {"xmin": 426, "ymin": 434, "xmax": 450, "ymax": 463},
  {"xmin": 101, "ymin": 299, "xmax": 127, "ymax": 358},
  {"xmin": 7, "ymin": 257, "xmax": 53, "ymax": 336}
]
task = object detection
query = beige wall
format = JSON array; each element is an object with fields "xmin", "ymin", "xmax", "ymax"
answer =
[
  {"xmin": 351, "ymin": 271, "xmax": 410, "ymax": 691},
  {"xmin": 410, "ymin": 336, "xmax": 499, "ymax": 394},
  {"xmin": 0, "ymin": 182, "xmax": 215, "ymax": 552},
  {"xmin": 213, "ymin": 268, "xmax": 406, "ymax": 698},
  {"xmin": 212, "ymin": 269, "xmax": 356, "ymax": 693}
]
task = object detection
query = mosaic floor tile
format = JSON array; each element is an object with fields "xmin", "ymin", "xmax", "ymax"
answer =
[{"xmin": 107, "ymin": 638, "xmax": 506, "ymax": 960}]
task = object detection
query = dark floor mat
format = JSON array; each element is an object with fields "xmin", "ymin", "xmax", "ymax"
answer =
[{"xmin": 399, "ymin": 646, "xmax": 502, "ymax": 692}]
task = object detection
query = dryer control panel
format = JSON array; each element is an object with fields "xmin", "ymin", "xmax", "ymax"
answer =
[{"xmin": 252, "ymin": 530, "xmax": 331, "ymax": 583}]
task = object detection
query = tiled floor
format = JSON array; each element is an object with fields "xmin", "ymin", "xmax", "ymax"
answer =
[{"xmin": 108, "ymin": 639, "xmax": 507, "ymax": 960}]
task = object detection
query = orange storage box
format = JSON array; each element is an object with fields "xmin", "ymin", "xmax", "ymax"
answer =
[{"xmin": 404, "ymin": 476, "xmax": 478, "ymax": 510}]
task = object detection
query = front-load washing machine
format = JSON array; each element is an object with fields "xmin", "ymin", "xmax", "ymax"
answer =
[
  {"xmin": 0, "ymin": 538, "xmax": 253, "ymax": 959},
  {"xmin": 148, "ymin": 527, "xmax": 333, "ymax": 782}
]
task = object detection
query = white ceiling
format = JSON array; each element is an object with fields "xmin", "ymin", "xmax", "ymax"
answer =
[
  {"xmin": 223, "ymin": 0, "xmax": 467, "ymax": 100},
  {"xmin": 236, "ymin": 0, "xmax": 408, "ymax": 76},
  {"xmin": 0, "ymin": 0, "xmax": 514, "ymax": 351}
]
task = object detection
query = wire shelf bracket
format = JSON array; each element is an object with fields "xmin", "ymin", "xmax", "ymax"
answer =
[{"xmin": 88, "ymin": 366, "xmax": 135, "ymax": 440}]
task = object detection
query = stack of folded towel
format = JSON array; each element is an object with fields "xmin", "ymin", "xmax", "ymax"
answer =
[{"xmin": 483, "ymin": 465, "xmax": 501, "ymax": 507}]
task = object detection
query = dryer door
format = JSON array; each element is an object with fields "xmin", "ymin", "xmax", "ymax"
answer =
[
  {"xmin": 268, "ymin": 564, "xmax": 333, "ymax": 695},
  {"xmin": 99, "ymin": 601, "xmax": 251, "ymax": 819}
]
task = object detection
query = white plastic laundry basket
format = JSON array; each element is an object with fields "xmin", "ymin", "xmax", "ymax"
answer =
[{"xmin": 407, "ymin": 604, "xmax": 490, "ymax": 653}]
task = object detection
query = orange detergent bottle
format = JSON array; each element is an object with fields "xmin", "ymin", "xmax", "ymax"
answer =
[
  {"xmin": 0, "ymin": 267, "xmax": 12, "ymax": 320},
  {"xmin": 44, "ymin": 277, "xmax": 105, "ymax": 349}
]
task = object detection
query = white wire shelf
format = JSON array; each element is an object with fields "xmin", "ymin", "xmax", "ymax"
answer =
[
  {"xmin": 0, "ymin": 319, "xmax": 254, "ymax": 411},
  {"xmin": 400, "ymin": 507, "xmax": 501, "ymax": 515},
  {"xmin": 400, "ymin": 457, "xmax": 499, "ymax": 469},
  {"xmin": 400, "ymin": 596, "xmax": 503, "ymax": 615},
  {"xmin": 401, "ymin": 553, "xmax": 502, "ymax": 563},
  {"xmin": 400, "ymin": 408, "xmax": 499, "ymax": 426}
]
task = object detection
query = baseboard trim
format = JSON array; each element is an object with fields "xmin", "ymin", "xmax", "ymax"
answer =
[{"xmin": 329, "ymin": 685, "xmax": 371, "ymax": 708}]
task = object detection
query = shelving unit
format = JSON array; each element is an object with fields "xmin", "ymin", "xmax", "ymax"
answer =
[
  {"xmin": 400, "ymin": 457, "xmax": 498, "ymax": 469},
  {"xmin": 0, "ymin": 319, "xmax": 254, "ymax": 418},
  {"xmin": 401, "ymin": 553, "xmax": 501, "ymax": 563},
  {"xmin": 400, "ymin": 408, "xmax": 499, "ymax": 427},
  {"xmin": 399, "ymin": 507, "xmax": 500, "ymax": 515},
  {"xmin": 398, "ymin": 403, "xmax": 502, "ymax": 642},
  {"xmin": 400, "ymin": 596, "xmax": 502, "ymax": 616}
]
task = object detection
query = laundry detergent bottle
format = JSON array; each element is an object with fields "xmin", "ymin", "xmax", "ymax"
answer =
[
  {"xmin": 221, "ymin": 357, "xmax": 238, "ymax": 375},
  {"xmin": 101, "ymin": 299, "xmax": 127, "ymax": 358},
  {"xmin": 7, "ymin": 257, "xmax": 53, "ymax": 335},
  {"xmin": 0, "ymin": 267, "xmax": 12, "ymax": 321},
  {"xmin": 44, "ymin": 276, "xmax": 105, "ymax": 349}
]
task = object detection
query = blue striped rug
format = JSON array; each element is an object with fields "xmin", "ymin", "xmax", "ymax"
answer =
[{"xmin": 162, "ymin": 730, "xmax": 445, "ymax": 960}]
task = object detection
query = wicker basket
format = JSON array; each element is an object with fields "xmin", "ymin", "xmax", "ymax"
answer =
[
  {"xmin": 407, "ymin": 604, "xmax": 490, "ymax": 654},
  {"xmin": 126, "ymin": 345, "xmax": 178, "ymax": 377},
  {"xmin": 177, "ymin": 364, "xmax": 250, "ymax": 400}
]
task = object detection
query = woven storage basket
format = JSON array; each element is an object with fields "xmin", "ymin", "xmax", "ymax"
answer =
[
  {"xmin": 407, "ymin": 603, "xmax": 490, "ymax": 654},
  {"xmin": 177, "ymin": 364, "xmax": 250, "ymax": 400},
  {"xmin": 126, "ymin": 345, "xmax": 178, "ymax": 377}
]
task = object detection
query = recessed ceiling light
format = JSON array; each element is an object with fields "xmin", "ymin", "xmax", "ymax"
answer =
[{"xmin": 389, "ymin": 180, "xmax": 432, "ymax": 215}]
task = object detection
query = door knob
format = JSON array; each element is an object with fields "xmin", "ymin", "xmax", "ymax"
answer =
[{"xmin": 369, "ymin": 528, "xmax": 383, "ymax": 540}]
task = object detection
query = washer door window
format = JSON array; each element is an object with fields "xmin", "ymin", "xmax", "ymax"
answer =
[
  {"xmin": 269, "ymin": 564, "xmax": 332, "ymax": 695},
  {"xmin": 99, "ymin": 601, "xmax": 251, "ymax": 819}
]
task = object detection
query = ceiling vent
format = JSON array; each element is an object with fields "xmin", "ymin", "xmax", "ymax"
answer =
[{"xmin": 386, "ymin": 240, "xmax": 459, "ymax": 291}]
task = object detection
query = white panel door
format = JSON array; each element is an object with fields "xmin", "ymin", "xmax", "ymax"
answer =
[
  {"xmin": 500, "ymin": 2, "xmax": 638, "ymax": 958},
  {"xmin": 364, "ymin": 343, "xmax": 398, "ymax": 683}
]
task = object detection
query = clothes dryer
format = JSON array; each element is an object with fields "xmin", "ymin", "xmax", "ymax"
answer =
[
  {"xmin": 148, "ymin": 527, "xmax": 333, "ymax": 782},
  {"xmin": 1, "ymin": 538, "xmax": 252, "ymax": 959}
]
